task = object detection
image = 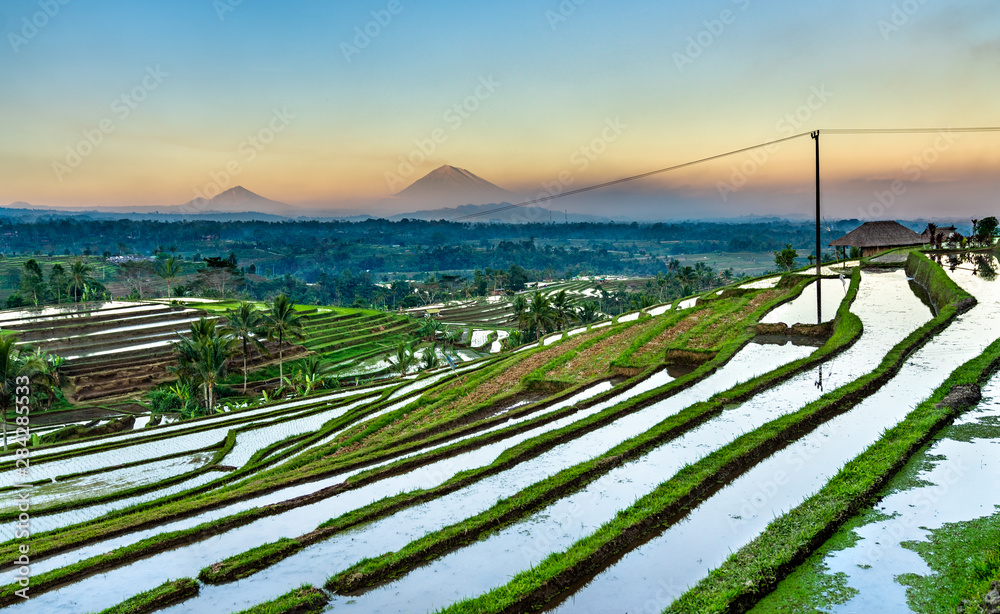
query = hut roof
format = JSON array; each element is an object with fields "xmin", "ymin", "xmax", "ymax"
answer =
[{"xmin": 829, "ymin": 221, "xmax": 924, "ymax": 248}]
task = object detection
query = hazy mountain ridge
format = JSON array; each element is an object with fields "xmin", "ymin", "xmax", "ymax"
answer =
[{"xmin": 394, "ymin": 165, "xmax": 521, "ymax": 207}]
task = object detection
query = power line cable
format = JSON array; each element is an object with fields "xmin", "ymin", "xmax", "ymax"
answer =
[
  {"xmin": 451, "ymin": 132, "xmax": 812, "ymax": 221},
  {"xmin": 450, "ymin": 126, "xmax": 1000, "ymax": 222},
  {"xmin": 822, "ymin": 127, "xmax": 1000, "ymax": 135}
]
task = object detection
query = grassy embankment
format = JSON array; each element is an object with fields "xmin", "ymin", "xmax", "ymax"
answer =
[
  {"xmin": 200, "ymin": 276, "xmax": 856, "ymax": 587},
  {"xmin": 89, "ymin": 578, "xmax": 199, "ymax": 614},
  {"xmin": 666, "ymin": 250, "xmax": 989, "ymax": 613},
  {"xmin": 0, "ymin": 335, "xmax": 653, "ymax": 603},
  {"xmin": 0, "ymin": 280, "xmax": 810, "ymax": 601},
  {"xmin": 232, "ymin": 585, "xmax": 329, "ymax": 614},
  {"xmin": 318, "ymin": 274, "xmax": 858, "ymax": 595},
  {"xmin": 421, "ymin": 257, "xmax": 975, "ymax": 613}
]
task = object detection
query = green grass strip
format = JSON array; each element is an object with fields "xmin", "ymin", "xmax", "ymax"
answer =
[
  {"xmin": 232, "ymin": 584, "xmax": 329, "ymax": 614},
  {"xmin": 0, "ymin": 388, "xmax": 379, "ymax": 523},
  {"xmin": 199, "ymin": 538, "xmax": 304, "ymax": 584},
  {"xmin": 667, "ymin": 336, "xmax": 1000, "ymax": 614},
  {"xmin": 88, "ymin": 578, "xmax": 199, "ymax": 614}
]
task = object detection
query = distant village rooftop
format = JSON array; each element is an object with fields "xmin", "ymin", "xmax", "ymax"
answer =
[{"xmin": 828, "ymin": 220, "xmax": 925, "ymax": 258}]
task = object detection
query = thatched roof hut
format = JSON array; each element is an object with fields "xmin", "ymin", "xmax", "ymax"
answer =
[{"xmin": 829, "ymin": 221, "xmax": 924, "ymax": 257}]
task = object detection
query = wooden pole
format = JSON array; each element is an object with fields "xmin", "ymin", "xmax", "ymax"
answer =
[{"xmin": 813, "ymin": 131, "xmax": 822, "ymax": 324}]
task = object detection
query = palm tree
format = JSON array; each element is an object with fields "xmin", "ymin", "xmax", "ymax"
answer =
[
  {"xmin": 422, "ymin": 346, "xmax": 440, "ymax": 370},
  {"xmin": 262, "ymin": 294, "xmax": 305, "ymax": 382},
  {"xmin": 491, "ymin": 269, "xmax": 507, "ymax": 294},
  {"xmin": 510, "ymin": 294, "xmax": 527, "ymax": 329},
  {"xmin": 20, "ymin": 259, "xmax": 45, "ymax": 306},
  {"xmin": 550, "ymin": 290, "xmax": 576, "ymax": 330},
  {"xmin": 577, "ymin": 301, "xmax": 600, "ymax": 324},
  {"xmin": 523, "ymin": 291, "xmax": 556, "ymax": 341},
  {"xmin": 170, "ymin": 319, "xmax": 235, "ymax": 413},
  {"xmin": 49, "ymin": 264, "xmax": 68, "ymax": 304},
  {"xmin": 443, "ymin": 326, "xmax": 460, "ymax": 347},
  {"xmin": 418, "ymin": 317, "xmax": 443, "ymax": 342},
  {"xmin": 192, "ymin": 333, "xmax": 235, "ymax": 412},
  {"xmin": 157, "ymin": 256, "xmax": 184, "ymax": 299},
  {"xmin": 223, "ymin": 302, "xmax": 268, "ymax": 393},
  {"xmin": 291, "ymin": 355, "xmax": 331, "ymax": 395},
  {"xmin": 67, "ymin": 259, "xmax": 96, "ymax": 302},
  {"xmin": 0, "ymin": 336, "xmax": 45, "ymax": 451},
  {"xmin": 677, "ymin": 266, "xmax": 697, "ymax": 290},
  {"xmin": 391, "ymin": 342, "xmax": 416, "ymax": 377},
  {"xmin": 503, "ymin": 330, "xmax": 524, "ymax": 351},
  {"xmin": 25, "ymin": 348, "xmax": 62, "ymax": 411}
]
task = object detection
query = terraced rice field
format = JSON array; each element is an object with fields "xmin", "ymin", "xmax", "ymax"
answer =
[
  {"xmin": 296, "ymin": 309, "xmax": 421, "ymax": 378},
  {"xmin": 3, "ymin": 251, "xmax": 1000, "ymax": 613},
  {"xmin": 0, "ymin": 301, "xmax": 313, "ymax": 404}
]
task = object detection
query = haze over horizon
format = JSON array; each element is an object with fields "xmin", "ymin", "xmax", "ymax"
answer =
[{"xmin": 2, "ymin": 0, "xmax": 999, "ymax": 220}]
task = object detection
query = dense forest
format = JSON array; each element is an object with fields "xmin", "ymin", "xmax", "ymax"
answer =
[{"xmin": 0, "ymin": 216, "xmax": 862, "ymax": 277}]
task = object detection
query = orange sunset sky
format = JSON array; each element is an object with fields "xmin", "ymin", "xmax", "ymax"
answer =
[{"xmin": 1, "ymin": 0, "xmax": 998, "ymax": 219}]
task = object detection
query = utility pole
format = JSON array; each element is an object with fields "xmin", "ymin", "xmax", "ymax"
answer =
[{"xmin": 812, "ymin": 130, "xmax": 822, "ymax": 324}]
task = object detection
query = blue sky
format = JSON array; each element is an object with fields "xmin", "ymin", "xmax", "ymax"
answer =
[{"xmin": 1, "ymin": 0, "xmax": 998, "ymax": 219}]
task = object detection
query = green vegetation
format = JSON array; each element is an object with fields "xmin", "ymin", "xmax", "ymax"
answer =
[
  {"xmin": 170, "ymin": 318, "xmax": 237, "ymax": 413},
  {"xmin": 204, "ymin": 275, "xmax": 859, "ymax": 591},
  {"xmin": 0, "ymin": 335, "xmax": 61, "ymax": 450},
  {"xmin": 897, "ymin": 514, "xmax": 1000, "ymax": 614},
  {"xmin": 232, "ymin": 585, "xmax": 328, "ymax": 614},
  {"xmin": 0, "ymin": 218, "xmax": 862, "ymax": 307},
  {"xmin": 774, "ymin": 244, "xmax": 799, "ymax": 272},
  {"xmin": 199, "ymin": 538, "xmax": 304, "ymax": 584},
  {"xmin": 666, "ymin": 254, "xmax": 980, "ymax": 613},
  {"xmin": 89, "ymin": 578, "xmax": 198, "ymax": 614},
  {"xmin": 223, "ymin": 301, "xmax": 268, "ymax": 393},
  {"xmin": 263, "ymin": 293, "xmax": 305, "ymax": 382},
  {"xmin": 3, "ymin": 238, "xmax": 994, "ymax": 613},
  {"xmin": 406, "ymin": 266, "xmax": 971, "ymax": 613}
]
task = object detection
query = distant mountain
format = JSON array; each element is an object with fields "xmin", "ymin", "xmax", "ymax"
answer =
[
  {"xmin": 169, "ymin": 186, "xmax": 292, "ymax": 216},
  {"xmin": 1, "ymin": 189, "xmax": 291, "ymax": 222},
  {"xmin": 394, "ymin": 165, "xmax": 520, "ymax": 208}
]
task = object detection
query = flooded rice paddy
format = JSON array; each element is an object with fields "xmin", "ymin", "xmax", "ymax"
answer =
[{"xmin": 9, "ymin": 257, "xmax": 1000, "ymax": 613}]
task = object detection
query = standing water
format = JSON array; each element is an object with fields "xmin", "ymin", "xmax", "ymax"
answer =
[{"xmin": 89, "ymin": 342, "xmax": 812, "ymax": 614}]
